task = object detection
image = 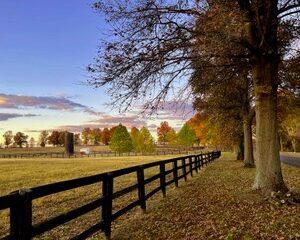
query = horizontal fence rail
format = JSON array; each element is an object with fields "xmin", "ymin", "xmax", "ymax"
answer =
[
  {"xmin": 0, "ymin": 151, "xmax": 221, "ymax": 240},
  {"xmin": 0, "ymin": 147, "xmax": 204, "ymax": 159}
]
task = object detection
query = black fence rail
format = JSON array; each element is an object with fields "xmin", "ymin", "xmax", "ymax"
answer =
[
  {"xmin": 0, "ymin": 151, "xmax": 221, "ymax": 240},
  {"xmin": 0, "ymin": 147, "xmax": 204, "ymax": 159}
]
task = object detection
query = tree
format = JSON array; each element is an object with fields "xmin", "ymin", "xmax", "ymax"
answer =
[
  {"xmin": 74, "ymin": 133, "xmax": 81, "ymax": 146},
  {"xmin": 190, "ymin": 6, "xmax": 256, "ymax": 166},
  {"xmin": 187, "ymin": 113, "xmax": 209, "ymax": 146},
  {"xmin": 109, "ymin": 124, "xmax": 133, "ymax": 153},
  {"xmin": 90, "ymin": 128, "xmax": 102, "ymax": 145},
  {"xmin": 39, "ymin": 130, "xmax": 48, "ymax": 147},
  {"xmin": 109, "ymin": 126, "xmax": 118, "ymax": 139},
  {"xmin": 89, "ymin": 0, "xmax": 300, "ymax": 194},
  {"xmin": 13, "ymin": 132, "xmax": 28, "ymax": 148},
  {"xmin": 101, "ymin": 128, "xmax": 110, "ymax": 145},
  {"xmin": 29, "ymin": 137, "xmax": 35, "ymax": 148},
  {"xmin": 3, "ymin": 131, "xmax": 13, "ymax": 147},
  {"xmin": 177, "ymin": 124, "xmax": 197, "ymax": 147},
  {"xmin": 191, "ymin": 66, "xmax": 254, "ymax": 165},
  {"xmin": 82, "ymin": 128, "xmax": 91, "ymax": 145},
  {"xmin": 134, "ymin": 127, "xmax": 155, "ymax": 153},
  {"xmin": 47, "ymin": 131, "xmax": 60, "ymax": 146},
  {"xmin": 130, "ymin": 126, "xmax": 140, "ymax": 150},
  {"xmin": 165, "ymin": 128, "xmax": 177, "ymax": 146},
  {"xmin": 283, "ymin": 112, "xmax": 300, "ymax": 152},
  {"xmin": 157, "ymin": 121, "xmax": 172, "ymax": 145},
  {"xmin": 58, "ymin": 131, "xmax": 66, "ymax": 146}
]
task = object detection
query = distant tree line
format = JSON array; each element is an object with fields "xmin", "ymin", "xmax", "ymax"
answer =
[
  {"xmin": 2, "ymin": 110, "xmax": 299, "ymax": 153},
  {"xmin": 2, "ymin": 131, "xmax": 29, "ymax": 148},
  {"xmin": 1, "ymin": 119, "xmax": 202, "ymax": 151}
]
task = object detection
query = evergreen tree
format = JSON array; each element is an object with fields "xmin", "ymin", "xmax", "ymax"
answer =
[
  {"xmin": 109, "ymin": 124, "xmax": 133, "ymax": 153},
  {"xmin": 130, "ymin": 127, "xmax": 140, "ymax": 151},
  {"xmin": 165, "ymin": 128, "xmax": 177, "ymax": 146},
  {"xmin": 177, "ymin": 124, "xmax": 197, "ymax": 147},
  {"xmin": 135, "ymin": 127, "xmax": 155, "ymax": 153}
]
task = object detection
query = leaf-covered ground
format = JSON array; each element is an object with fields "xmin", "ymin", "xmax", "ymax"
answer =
[{"xmin": 92, "ymin": 153, "xmax": 300, "ymax": 240}]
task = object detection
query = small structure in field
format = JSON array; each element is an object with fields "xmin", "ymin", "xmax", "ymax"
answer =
[{"xmin": 80, "ymin": 147, "xmax": 90, "ymax": 155}]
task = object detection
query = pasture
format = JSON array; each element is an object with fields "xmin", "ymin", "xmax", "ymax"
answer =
[
  {"xmin": 0, "ymin": 153, "xmax": 299, "ymax": 239},
  {"xmin": 0, "ymin": 145, "xmax": 110, "ymax": 155},
  {"xmin": 0, "ymin": 154, "xmax": 185, "ymax": 239}
]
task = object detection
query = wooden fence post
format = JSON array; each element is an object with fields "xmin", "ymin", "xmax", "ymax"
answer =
[
  {"xmin": 194, "ymin": 156, "xmax": 198, "ymax": 173},
  {"xmin": 102, "ymin": 173, "xmax": 113, "ymax": 239},
  {"xmin": 182, "ymin": 158, "xmax": 187, "ymax": 181},
  {"xmin": 199, "ymin": 155, "xmax": 202, "ymax": 170},
  {"xmin": 159, "ymin": 163, "xmax": 166, "ymax": 197},
  {"xmin": 10, "ymin": 189, "xmax": 32, "ymax": 240},
  {"xmin": 201, "ymin": 154, "xmax": 204, "ymax": 167},
  {"xmin": 189, "ymin": 157, "xmax": 193, "ymax": 177},
  {"xmin": 173, "ymin": 160, "xmax": 178, "ymax": 187},
  {"xmin": 137, "ymin": 167, "xmax": 146, "ymax": 213}
]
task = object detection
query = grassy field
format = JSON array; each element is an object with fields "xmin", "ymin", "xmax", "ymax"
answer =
[
  {"xmin": 0, "ymin": 154, "xmax": 183, "ymax": 239},
  {"xmin": 0, "ymin": 153, "xmax": 299, "ymax": 239},
  {"xmin": 0, "ymin": 145, "xmax": 110, "ymax": 154}
]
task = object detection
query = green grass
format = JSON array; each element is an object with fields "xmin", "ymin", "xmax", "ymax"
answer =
[
  {"xmin": 0, "ymin": 153, "xmax": 299, "ymax": 239},
  {"xmin": 0, "ymin": 145, "xmax": 110, "ymax": 154},
  {"xmin": 0, "ymin": 154, "xmax": 182, "ymax": 239}
]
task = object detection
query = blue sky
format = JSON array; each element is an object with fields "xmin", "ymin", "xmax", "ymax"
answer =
[{"xmin": 0, "ymin": 0, "xmax": 194, "ymax": 142}]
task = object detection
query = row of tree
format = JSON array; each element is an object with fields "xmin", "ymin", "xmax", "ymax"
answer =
[
  {"xmin": 86, "ymin": 0, "xmax": 300, "ymax": 195},
  {"xmin": 2, "ymin": 131, "xmax": 30, "ymax": 148},
  {"xmin": 108, "ymin": 122, "xmax": 199, "ymax": 153},
  {"xmin": 1, "ymin": 120, "xmax": 200, "ymax": 149}
]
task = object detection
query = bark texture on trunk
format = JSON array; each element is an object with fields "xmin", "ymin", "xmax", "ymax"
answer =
[
  {"xmin": 238, "ymin": 0, "xmax": 288, "ymax": 195},
  {"xmin": 236, "ymin": 138, "xmax": 244, "ymax": 161},
  {"xmin": 243, "ymin": 113, "xmax": 254, "ymax": 167},
  {"xmin": 241, "ymin": 78, "xmax": 255, "ymax": 168},
  {"xmin": 252, "ymin": 63, "xmax": 288, "ymax": 194}
]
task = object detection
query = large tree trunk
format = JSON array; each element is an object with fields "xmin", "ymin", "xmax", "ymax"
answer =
[
  {"xmin": 236, "ymin": 139, "xmax": 244, "ymax": 161},
  {"xmin": 252, "ymin": 62, "xmax": 288, "ymax": 194},
  {"xmin": 279, "ymin": 133, "xmax": 284, "ymax": 151},
  {"xmin": 241, "ymin": 77, "xmax": 255, "ymax": 168},
  {"xmin": 292, "ymin": 138, "xmax": 296, "ymax": 153},
  {"xmin": 238, "ymin": 0, "xmax": 288, "ymax": 195},
  {"xmin": 243, "ymin": 112, "xmax": 254, "ymax": 167}
]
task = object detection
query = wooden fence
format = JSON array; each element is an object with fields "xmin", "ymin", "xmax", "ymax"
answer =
[
  {"xmin": 0, "ymin": 151, "xmax": 221, "ymax": 240},
  {"xmin": 0, "ymin": 147, "xmax": 204, "ymax": 159}
]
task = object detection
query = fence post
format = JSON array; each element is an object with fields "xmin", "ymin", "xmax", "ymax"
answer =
[
  {"xmin": 159, "ymin": 162, "xmax": 166, "ymax": 197},
  {"xmin": 201, "ymin": 154, "xmax": 204, "ymax": 167},
  {"xmin": 199, "ymin": 155, "xmax": 201, "ymax": 169},
  {"xmin": 102, "ymin": 173, "xmax": 113, "ymax": 239},
  {"xmin": 189, "ymin": 157, "xmax": 193, "ymax": 177},
  {"xmin": 194, "ymin": 156, "xmax": 198, "ymax": 173},
  {"xmin": 182, "ymin": 158, "xmax": 187, "ymax": 181},
  {"xmin": 137, "ymin": 167, "xmax": 146, "ymax": 213},
  {"xmin": 10, "ymin": 189, "xmax": 32, "ymax": 240},
  {"xmin": 173, "ymin": 160, "xmax": 179, "ymax": 187}
]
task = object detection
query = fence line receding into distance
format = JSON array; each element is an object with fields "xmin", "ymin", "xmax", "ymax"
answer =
[{"xmin": 0, "ymin": 151, "xmax": 221, "ymax": 240}]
